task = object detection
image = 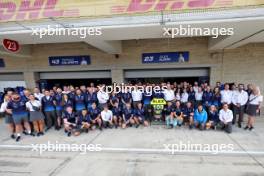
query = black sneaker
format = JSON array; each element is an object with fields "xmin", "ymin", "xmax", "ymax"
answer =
[
  {"xmin": 37, "ymin": 132, "xmax": 41, "ymax": 137},
  {"xmin": 244, "ymin": 126, "xmax": 249, "ymax": 130},
  {"xmin": 189, "ymin": 125, "xmax": 193, "ymax": 130},
  {"xmin": 10, "ymin": 134, "xmax": 15, "ymax": 139},
  {"xmin": 135, "ymin": 124, "xmax": 140, "ymax": 128},
  {"xmin": 115, "ymin": 125, "xmax": 118, "ymax": 129},
  {"xmin": 30, "ymin": 133, "xmax": 35, "ymax": 137},
  {"xmin": 39, "ymin": 132, "xmax": 44, "ymax": 136},
  {"xmin": 238, "ymin": 124, "xmax": 242, "ymax": 128},
  {"xmin": 99, "ymin": 127, "xmax": 103, "ymax": 131},
  {"xmin": 85, "ymin": 129, "xmax": 89, "ymax": 133},
  {"xmin": 16, "ymin": 136, "xmax": 21, "ymax": 142},
  {"xmin": 23, "ymin": 131, "xmax": 28, "ymax": 135},
  {"xmin": 67, "ymin": 132, "xmax": 71, "ymax": 137},
  {"xmin": 249, "ymin": 127, "xmax": 254, "ymax": 131}
]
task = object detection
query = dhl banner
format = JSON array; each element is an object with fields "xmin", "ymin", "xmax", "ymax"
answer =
[{"xmin": 0, "ymin": 0, "xmax": 263, "ymax": 22}]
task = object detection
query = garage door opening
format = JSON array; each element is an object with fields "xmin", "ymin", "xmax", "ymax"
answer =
[
  {"xmin": 39, "ymin": 71, "xmax": 111, "ymax": 90},
  {"xmin": 124, "ymin": 68, "xmax": 210, "ymax": 85}
]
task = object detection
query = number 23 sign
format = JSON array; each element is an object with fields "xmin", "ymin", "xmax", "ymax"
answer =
[{"xmin": 2, "ymin": 39, "xmax": 20, "ymax": 53}]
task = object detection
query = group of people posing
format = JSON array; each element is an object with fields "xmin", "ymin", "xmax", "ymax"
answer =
[{"xmin": 0, "ymin": 81, "xmax": 263, "ymax": 142}]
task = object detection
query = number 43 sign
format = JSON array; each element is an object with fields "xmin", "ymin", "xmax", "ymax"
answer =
[{"xmin": 2, "ymin": 39, "xmax": 20, "ymax": 53}]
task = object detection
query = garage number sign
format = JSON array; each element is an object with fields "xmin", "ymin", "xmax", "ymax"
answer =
[
  {"xmin": 49, "ymin": 55, "xmax": 91, "ymax": 66},
  {"xmin": 2, "ymin": 39, "xmax": 20, "ymax": 53},
  {"xmin": 142, "ymin": 52, "xmax": 189, "ymax": 64}
]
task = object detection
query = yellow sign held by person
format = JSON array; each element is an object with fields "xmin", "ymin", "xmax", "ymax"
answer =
[
  {"xmin": 151, "ymin": 98, "xmax": 167, "ymax": 105},
  {"xmin": 0, "ymin": 0, "xmax": 263, "ymax": 22}
]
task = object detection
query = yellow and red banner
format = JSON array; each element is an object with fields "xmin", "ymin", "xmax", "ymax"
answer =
[{"xmin": 0, "ymin": 0, "xmax": 263, "ymax": 22}]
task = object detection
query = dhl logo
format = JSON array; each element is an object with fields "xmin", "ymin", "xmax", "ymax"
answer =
[{"xmin": 0, "ymin": 0, "xmax": 236, "ymax": 22}]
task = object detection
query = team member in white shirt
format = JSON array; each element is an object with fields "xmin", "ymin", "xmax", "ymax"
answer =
[
  {"xmin": 131, "ymin": 85, "xmax": 143, "ymax": 108},
  {"xmin": 221, "ymin": 84, "xmax": 232, "ymax": 105},
  {"xmin": 219, "ymin": 103, "xmax": 233, "ymax": 133},
  {"xmin": 193, "ymin": 82, "xmax": 199, "ymax": 93},
  {"xmin": 195, "ymin": 87, "xmax": 203, "ymax": 107},
  {"xmin": 181, "ymin": 89, "xmax": 189, "ymax": 104},
  {"xmin": 163, "ymin": 84, "xmax": 175, "ymax": 102},
  {"xmin": 33, "ymin": 87, "xmax": 44, "ymax": 101},
  {"xmin": 101, "ymin": 106, "xmax": 113, "ymax": 128},
  {"xmin": 97, "ymin": 85, "xmax": 109, "ymax": 109},
  {"xmin": 245, "ymin": 86, "xmax": 263, "ymax": 131},
  {"xmin": 231, "ymin": 84, "xmax": 248, "ymax": 128}
]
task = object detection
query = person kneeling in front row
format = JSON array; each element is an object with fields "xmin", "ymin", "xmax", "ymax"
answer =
[
  {"xmin": 63, "ymin": 106, "xmax": 79, "ymax": 137},
  {"xmin": 193, "ymin": 104, "xmax": 208, "ymax": 130},
  {"xmin": 77, "ymin": 109, "xmax": 91, "ymax": 133},
  {"xmin": 101, "ymin": 105, "xmax": 113, "ymax": 129},
  {"xmin": 219, "ymin": 103, "xmax": 233, "ymax": 134}
]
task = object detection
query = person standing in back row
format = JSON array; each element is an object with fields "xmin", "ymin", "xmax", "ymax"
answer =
[{"xmin": 245, "ymin": 86, "xmax": 263, "ymax": 131}]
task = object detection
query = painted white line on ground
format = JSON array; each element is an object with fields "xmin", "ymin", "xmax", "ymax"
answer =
[{"xmin": 1, "ymin": 144, "xmax": 264, "ymax": 156}]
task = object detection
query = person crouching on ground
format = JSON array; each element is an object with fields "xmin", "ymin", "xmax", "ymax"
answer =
[
  {"xmin": 89, "ymin": 102, "xmax": 103, "ymax": 131},
  {"xmin": 111, "ymin": 101, "xmax": 122, "ymax": 128},
  {"xmin": 174, "ymin": 101, "xmax": 184, "ymax": 127},
  {"xmin": 182, "ymin": 101, "xmax": 194, "ymax": 129},
  {"xmin": 122, "ymin": 103, "xmax": 134, "ymax": 129},
  {"xmin": 206, "ymin": 105, "xmax": 219, "ymax": 130},
  {"xmin": 77, "ymin": 109, "xmax": 91, "ymax": 133},
  {"xmin": 134, "ymin": 102, "xmax": 149, "ymax": 128},
  {"xmin": 164, "ymin": 101, "xmax": 175, "ymax": 129},
  {"xmin": 101, "ymin": 105, "xmax": 113, "ymax": 129},
  {"xmin": 219, "ymin": 103, "xmax": 233, "ymax": 134},
  {"xmin": 63, "ymin": 106, "xmax": 78, "ymax": 137},
  {"xmin": 193, "ymin": 104, "xmax": 208, "ymax": 130}
]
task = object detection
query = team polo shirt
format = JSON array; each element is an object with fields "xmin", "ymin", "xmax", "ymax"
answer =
[
  {"xmin": 68, "ymin": 91, "xmax": 75, "ymax": 101},
  {"xmin": 74, "ymin": 94, "xmax": 86, "ymax": 111},
  {"xmin": 85, "ymin": 92, "xmax": 98, "ymax": 105},
  {"xmin": 112, "ymin": 106, "xmax": 122, "ymax": 116},
  {"xmin": 163, "ymin": 105, "xmax": 175, "ymax": 116},
  {"xmin": 143, "ymin": 91, "xmax": 152, "ymax": 105},
  {"xmin": 7, "ymin": 100, "xmax": 28, "ymax": 116},
  {"xmin": 78, "ymin": 114, "xmax": 91, "ymax": 124},
  {"xmin": 110, "ymin": 95, "xmax": 119, "ymax": 104},
  {"xmin": 63, "ymin": 111, "xmax": 76, "ymax": 124},
  {"xmin": 153, "ymin": 91, "xmax": 164, "ymax": 98},
  {"xmin": 134, "ymin": 107, "xmax": 145, "ymax": 118},
  {"xmin": 220, "ymin": 90, "xmax": 232, "ymax": 104},
  {"xmin": 182, "ymin": 106, "xmax": 194, "ymax": 117},
  {"xmin": 63, "ymin": 99, "xmax": 74, "ymax": 110},
  {"xmin": 202, "ymin": 91, "xmax": 213, "ymax": 104},
  {"xmin": 163, "ymin": 89, "xmax": 175, "ymax": 101},
  {"xmin": 212, "ymin": 93, "xmax": 221, "ymax": 107},
  {"xmin": 89, "ymin": 107, "xmax": 101, "ymax": 120},
  {"xmin": 122, "ymin": 93, "xmax": 132, "ymax": 103},
  {"xmin": 122, "ymin": 107, "xmax": 133, "ymax": 121},
  {"xmin": 188, "ymin": 91, "xmax": 195, "ymax": 102},
  {"xmin": 131, "ymin": 90, "xmax": 143, "ymax": 102},
  {"xmin": 174, "ymin": 107, "xmax": 182, "ymax": 116},
  {"xmin": 41, "ymin": 96, "xmax": 56, "ymax": 112},
  {"xmin": 208, "ymin": 111, "xmax": 219, "ymax": 123},
  {"xmin": 54, "ymin": 93, "xmax": 63, "ymax": 111}
]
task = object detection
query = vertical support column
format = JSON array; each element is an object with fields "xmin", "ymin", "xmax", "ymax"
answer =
[
  {"xmin": 210, "ymin": 65, "xmax": 222, "ymax": 86},
  {"xmin": 111, "ymin": 69, "xmax": 124, "ymax": 84},
  {"xmin": 23, "ymin": 71, "xmax": 39, "ymax": 90}
]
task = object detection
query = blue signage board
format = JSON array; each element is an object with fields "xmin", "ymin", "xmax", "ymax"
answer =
[
  {"xmin": 0, "ymin": 58, "xmax": 5, "ymax": 67},
  {"xmin": 142, "ymin": 52, "xmax": 189, "ymax": 64},
  {"xmin": 49, "ymin": 55, "xmax": 90, "ymax": 66}
]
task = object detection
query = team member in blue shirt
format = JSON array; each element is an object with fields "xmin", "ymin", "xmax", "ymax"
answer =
[
  {"xmin": 85, "ymin": 87, "xmax": 98, "ymax": 109},
  {"xmin": 188, "ymin": 86, "xmax": 196, "ymax": 105},
  {"xmin": 202, "ymin": 86, "xmax": 213, "ymax": 111},
  {"xmin": 121, "ymin": 90, "xmax": 132, "ymax": 109},
  {"xmin": 182, "ymin": 101, "xmax": 194, "ymax": 129},
  {"xmin": 111, "ymin": 101, "xmax": 122, "ymax": 128},
  {"xmin": 164, "ymin": 101, "xmax": 175, "ymax": 128},
  {"xmin": 74, "ymin": 89, "xmax": 86, "ymax": 115},
  {"xmin": 89, "ymin": 102, "xmax": 102, "ymax": 130},
  {"xmin": 122, "ymin": 103, "xmax": 134, "ymax": 129},
  {"xmin": 134, "ymin": 102, "xmax": 148, "ymax": 127},
  {"xmin": 63, "ymin": 106, "xmax": 78, "ymax": 137},
  {"xmin": 6, "ymin": 93, "xmax": 33, "ymax": 141},
  {"xmin": 206, "ymin": 105, "xmax": 220, "ymax": 130},
  {"xmin": 54, "ymin": 88, "xmax": 63, "ymax": 129},
  {"xmin": 41, "ymin": 90, "xmax": 59, "ymax": 130},
  {"xmin": 62, "ymin": 94, "xmax": 74, "ymax": 112},
  {"xmin": 77, "ymin": 109, "xmax": 91, "ymax": 133}
]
